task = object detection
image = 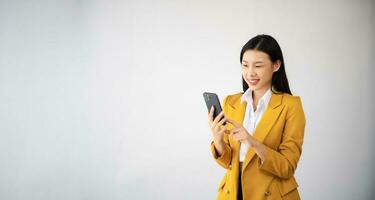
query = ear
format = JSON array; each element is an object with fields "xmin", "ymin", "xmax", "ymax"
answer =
[{"xmin": 273, "ymin": 60, "xmax": 281, "ymax": 72}]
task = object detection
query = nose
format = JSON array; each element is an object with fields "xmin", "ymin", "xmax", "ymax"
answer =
[{"xmin": 244, "ymin": 66, "xmax": 257, "ymax": 78}]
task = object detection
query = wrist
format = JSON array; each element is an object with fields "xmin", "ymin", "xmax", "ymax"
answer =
[
  {"xmin": 247, "ymin": 136, "xmax": 258, "ymax": 148},
  {"xmin": 213, "ymin": 137, "xmax": 224, "ymax": 145}
]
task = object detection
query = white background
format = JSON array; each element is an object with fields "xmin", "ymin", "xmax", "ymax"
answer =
[{"xmin": 0, "ymin": 0, "xmax": 374, "ymax": 199}]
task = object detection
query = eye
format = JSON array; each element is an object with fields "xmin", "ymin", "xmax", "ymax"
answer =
[
  {"xmin": 255, "ymin": 65, "xmax": 262, "ymax": 68},
  {"xmin": 242, "ymin": 64, "xmax": 248, "ymax": 67}
]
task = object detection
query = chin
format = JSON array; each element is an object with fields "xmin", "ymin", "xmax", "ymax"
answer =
[
  {"xmin": 246, "ymin": 82, "xmax": 260, "ymax": 89},
  {"xmin": 248, "ymin": 84, "xmax": 264, "ymax": 92}
]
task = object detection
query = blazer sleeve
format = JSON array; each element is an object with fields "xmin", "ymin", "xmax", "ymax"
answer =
[
  {"xmin": 210, "ymin": 95, "xmax": 232, "ymax": 170},
  {"xmin": 258, "ymin": 96, "xmax": 306, "ymax": 179}
]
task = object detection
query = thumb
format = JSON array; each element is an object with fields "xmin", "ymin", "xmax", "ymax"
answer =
[{"xmin": 226, "ymin": 118, "xmax": 240, "ymax": 127}]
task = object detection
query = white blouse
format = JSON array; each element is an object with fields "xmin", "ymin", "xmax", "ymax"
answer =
[{"xmin": 239, "ymin": 87, "xmax": 272, "ymax": 162}]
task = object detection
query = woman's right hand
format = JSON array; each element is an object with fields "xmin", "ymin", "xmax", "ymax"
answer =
[{"xmin": 208, "ymin": 106, "xmax": 228, "ymax": 143}]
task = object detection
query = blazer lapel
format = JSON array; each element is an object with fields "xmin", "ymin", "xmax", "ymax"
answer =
[{"xmin": 228, "ymin": 92, "xmax": 285, "ymax": 174}]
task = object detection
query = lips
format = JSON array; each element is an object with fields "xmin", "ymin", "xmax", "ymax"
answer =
[{"xmin": 249, "ymin": 79, "xmax": 260, "ymax": 85}]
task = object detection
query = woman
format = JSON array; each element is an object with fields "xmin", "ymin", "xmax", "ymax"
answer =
[{"xmin": 208, "ymin": 34, "xmax": 306, "ymax": 200}]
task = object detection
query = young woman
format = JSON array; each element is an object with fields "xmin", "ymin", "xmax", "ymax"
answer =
[{"xmin": 208, "ymin": 34, "xmax": 306, "ymax": 200}]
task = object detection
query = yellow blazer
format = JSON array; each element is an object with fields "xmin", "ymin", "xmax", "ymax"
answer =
[{"xmin": 210, "ymin": 92, "xmax": 306, "ymax": 200}]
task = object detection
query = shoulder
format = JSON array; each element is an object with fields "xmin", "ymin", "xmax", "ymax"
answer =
[
  {"xmin": 223, "ymin": 92, "xmax": 303, "ymax": 104},
  {"xmin": 282, "ymin": 93, "xmax": 303, "ymax": 106},
  {"xmin": 222, "ymin": 92, "xmax": 243, "ymax": 105},
  {"xmin": 222, "ymin": 91, "xmax": 305, "ymax": 110},
  {"xmin": 223, "ymin": 92, "xmax": 243, "ymax": 106},
  {"xmin": 281, "ymin": 93, "xmax": 306, "ymax": 122}
]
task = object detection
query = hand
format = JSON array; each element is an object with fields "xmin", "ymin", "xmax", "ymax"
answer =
[
  {"xmin": 208, "ymin": 106, "xmax": 228, "ymax": 142},
  {"xmin": 226, "ymin": 118, "xmax": 254, "ymax": 147},
  {"xmin": 226, "ymin": 118, "xmax": 267, "ymax": 163}
]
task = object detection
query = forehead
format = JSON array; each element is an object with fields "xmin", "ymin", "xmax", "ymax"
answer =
[{"xmin": 242, "ymin": 50, "xmax": 270, "ymax": 63}]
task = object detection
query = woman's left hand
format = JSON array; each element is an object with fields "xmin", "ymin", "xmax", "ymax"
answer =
[
  {"xmin": 226, "ymin": 118, "xmax": 254, "ymax": 147},
  {"xmin": 226, "ymin": 118, "xmax": 267, "ymax": 162}
]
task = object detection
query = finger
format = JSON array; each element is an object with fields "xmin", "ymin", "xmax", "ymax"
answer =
[
  {"xmin": 221, "ymin": 124, "xmax": 229, "ymax": 134},
  {"xmin": 216, "ymin": 116, "xmax": 226, "ymax": 128},
  {"xmin": 213, "ymin": 119, "xmax": 223, "ymax": 132},
  {"xmin": 231, "ymin": 133, "xmax": 239, "ymax": 141},
  {"xmin": 217, "ymin": 116, "xmax": 227, "ymax": 127},
  {"xmin": 214, "ymin": 117, "xmax": 227, "ymax": 134},
  {"xmin": 213, "ymin": 119, "xmax": 226, "ymax": 133},
  {"xmin": 233, "ymin": 133, "xmax": 243, "ymax": 141},
  {"xmin": 219, "ymin": 126, "xmax": 226, "ymax": 135},
  {"xmin": 226, "ymin": 118, "xmax": 240, "ymax": 127},
  {"xmin": 224, "ymin": 126, "xmax": 230, "ymax": 134},
  {"xmin": 209, "ymin": 106, "xmax": 214, "ymax": 115},
  {"xmin": 208, "ymin": 106, "xmax": 214, "ymax": 122},
  {"xmin": 213, "ymin": 110, "xmax": 225, "ymax": 125},
  {"xmin": 230, "ymin": 130, "xmax": 234, "ymax": 136},
  {"xmin": 230, "ymin": 129, "xmax": 240, "ymax": 135},
  {"xmin": 214, "ymin": 111, "xmax": 224, "ymax": 123},
  {"xmin": 213, "ymin": 123, "xmax": 220, "ymax": 133},
  {"xmin": 231, "ymin": 127, "xmax": 241, "ymax": 132}
]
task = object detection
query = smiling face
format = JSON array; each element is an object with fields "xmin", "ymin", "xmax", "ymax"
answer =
[{"xmin": 241, "ymin": 50, "xmax": 281, "ymax": 96}]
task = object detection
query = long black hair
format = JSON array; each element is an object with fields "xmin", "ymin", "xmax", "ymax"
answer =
[{"xmin": 240, "ymin": 34, "xmax": 292, "ymax": 95}]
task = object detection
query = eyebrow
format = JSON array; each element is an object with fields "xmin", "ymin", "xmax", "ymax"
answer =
[{"xmin": 242, "ymin": 60, "xmax": 264, "ymax": 64}]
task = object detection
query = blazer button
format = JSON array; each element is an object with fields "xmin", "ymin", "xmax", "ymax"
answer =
[
  {"xmin": 225, "ymin": 189, "xmax": 230, "ymax": 194},
  {"xmin": 229, "ymin": 164, "xmax": 232, "ymax": 169},
  {"xmin": 264, "ymin": 191, "xmax": 272, "ymax": 196}
]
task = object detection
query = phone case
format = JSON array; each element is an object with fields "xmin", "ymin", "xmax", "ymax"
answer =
[{"xmin": 203, "ymin": 92, "xmax": 226, "ymax": 125}]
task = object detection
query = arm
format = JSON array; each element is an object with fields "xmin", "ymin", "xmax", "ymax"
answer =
[
  {"xmin": 210, "ymin": 132, "xmax": 232, "ymax": 169},
  {"xmin": 254, "ymin": 96, "xmax": 306, "ymax": 179},
  {"xmin": 210, "ymin": 95, "xmax": 232, "ymax": 169}
]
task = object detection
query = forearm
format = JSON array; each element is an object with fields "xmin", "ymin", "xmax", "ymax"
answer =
[
  {"xmin": 210, "ymin": 140, "xmax": 232, "ymax": 169},
  {"xmin": 213, "ymin": 138, "xmax": 226, "ymax": 157},
  {"xmin": 246, "ymin": 136, "xmax": 302, "ymax": 179},
  {"xmin": 247, "ymin": 138, "xmax": 267, "ymax": 163}
]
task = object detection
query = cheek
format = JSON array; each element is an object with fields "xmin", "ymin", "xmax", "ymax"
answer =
[
  {"xmin": 259, "ymin": 69, "xmax": 273, "ymax": 80},
  {"xmin": 242, "ymin": 71, "xmax": 247, "ymax": 78}
]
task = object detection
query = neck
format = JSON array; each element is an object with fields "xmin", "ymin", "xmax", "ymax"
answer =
[{"xmin": 252, "ymin": 85, "xmax": 271, "ymax": 102}]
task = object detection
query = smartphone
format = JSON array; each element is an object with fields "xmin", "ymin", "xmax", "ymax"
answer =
[{"xmin": 203, "ymin": 92, "xmax": 226, "ymax": 125}]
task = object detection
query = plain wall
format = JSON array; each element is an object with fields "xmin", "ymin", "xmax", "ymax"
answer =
[{"xmin": 0, "ymin": 0, "xmax": 374, "ymax": 199}]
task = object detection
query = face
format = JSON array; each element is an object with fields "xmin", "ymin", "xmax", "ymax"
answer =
[{"xmin": 241, "ymin": 50, "xmax": 281, "ymax": 94}]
